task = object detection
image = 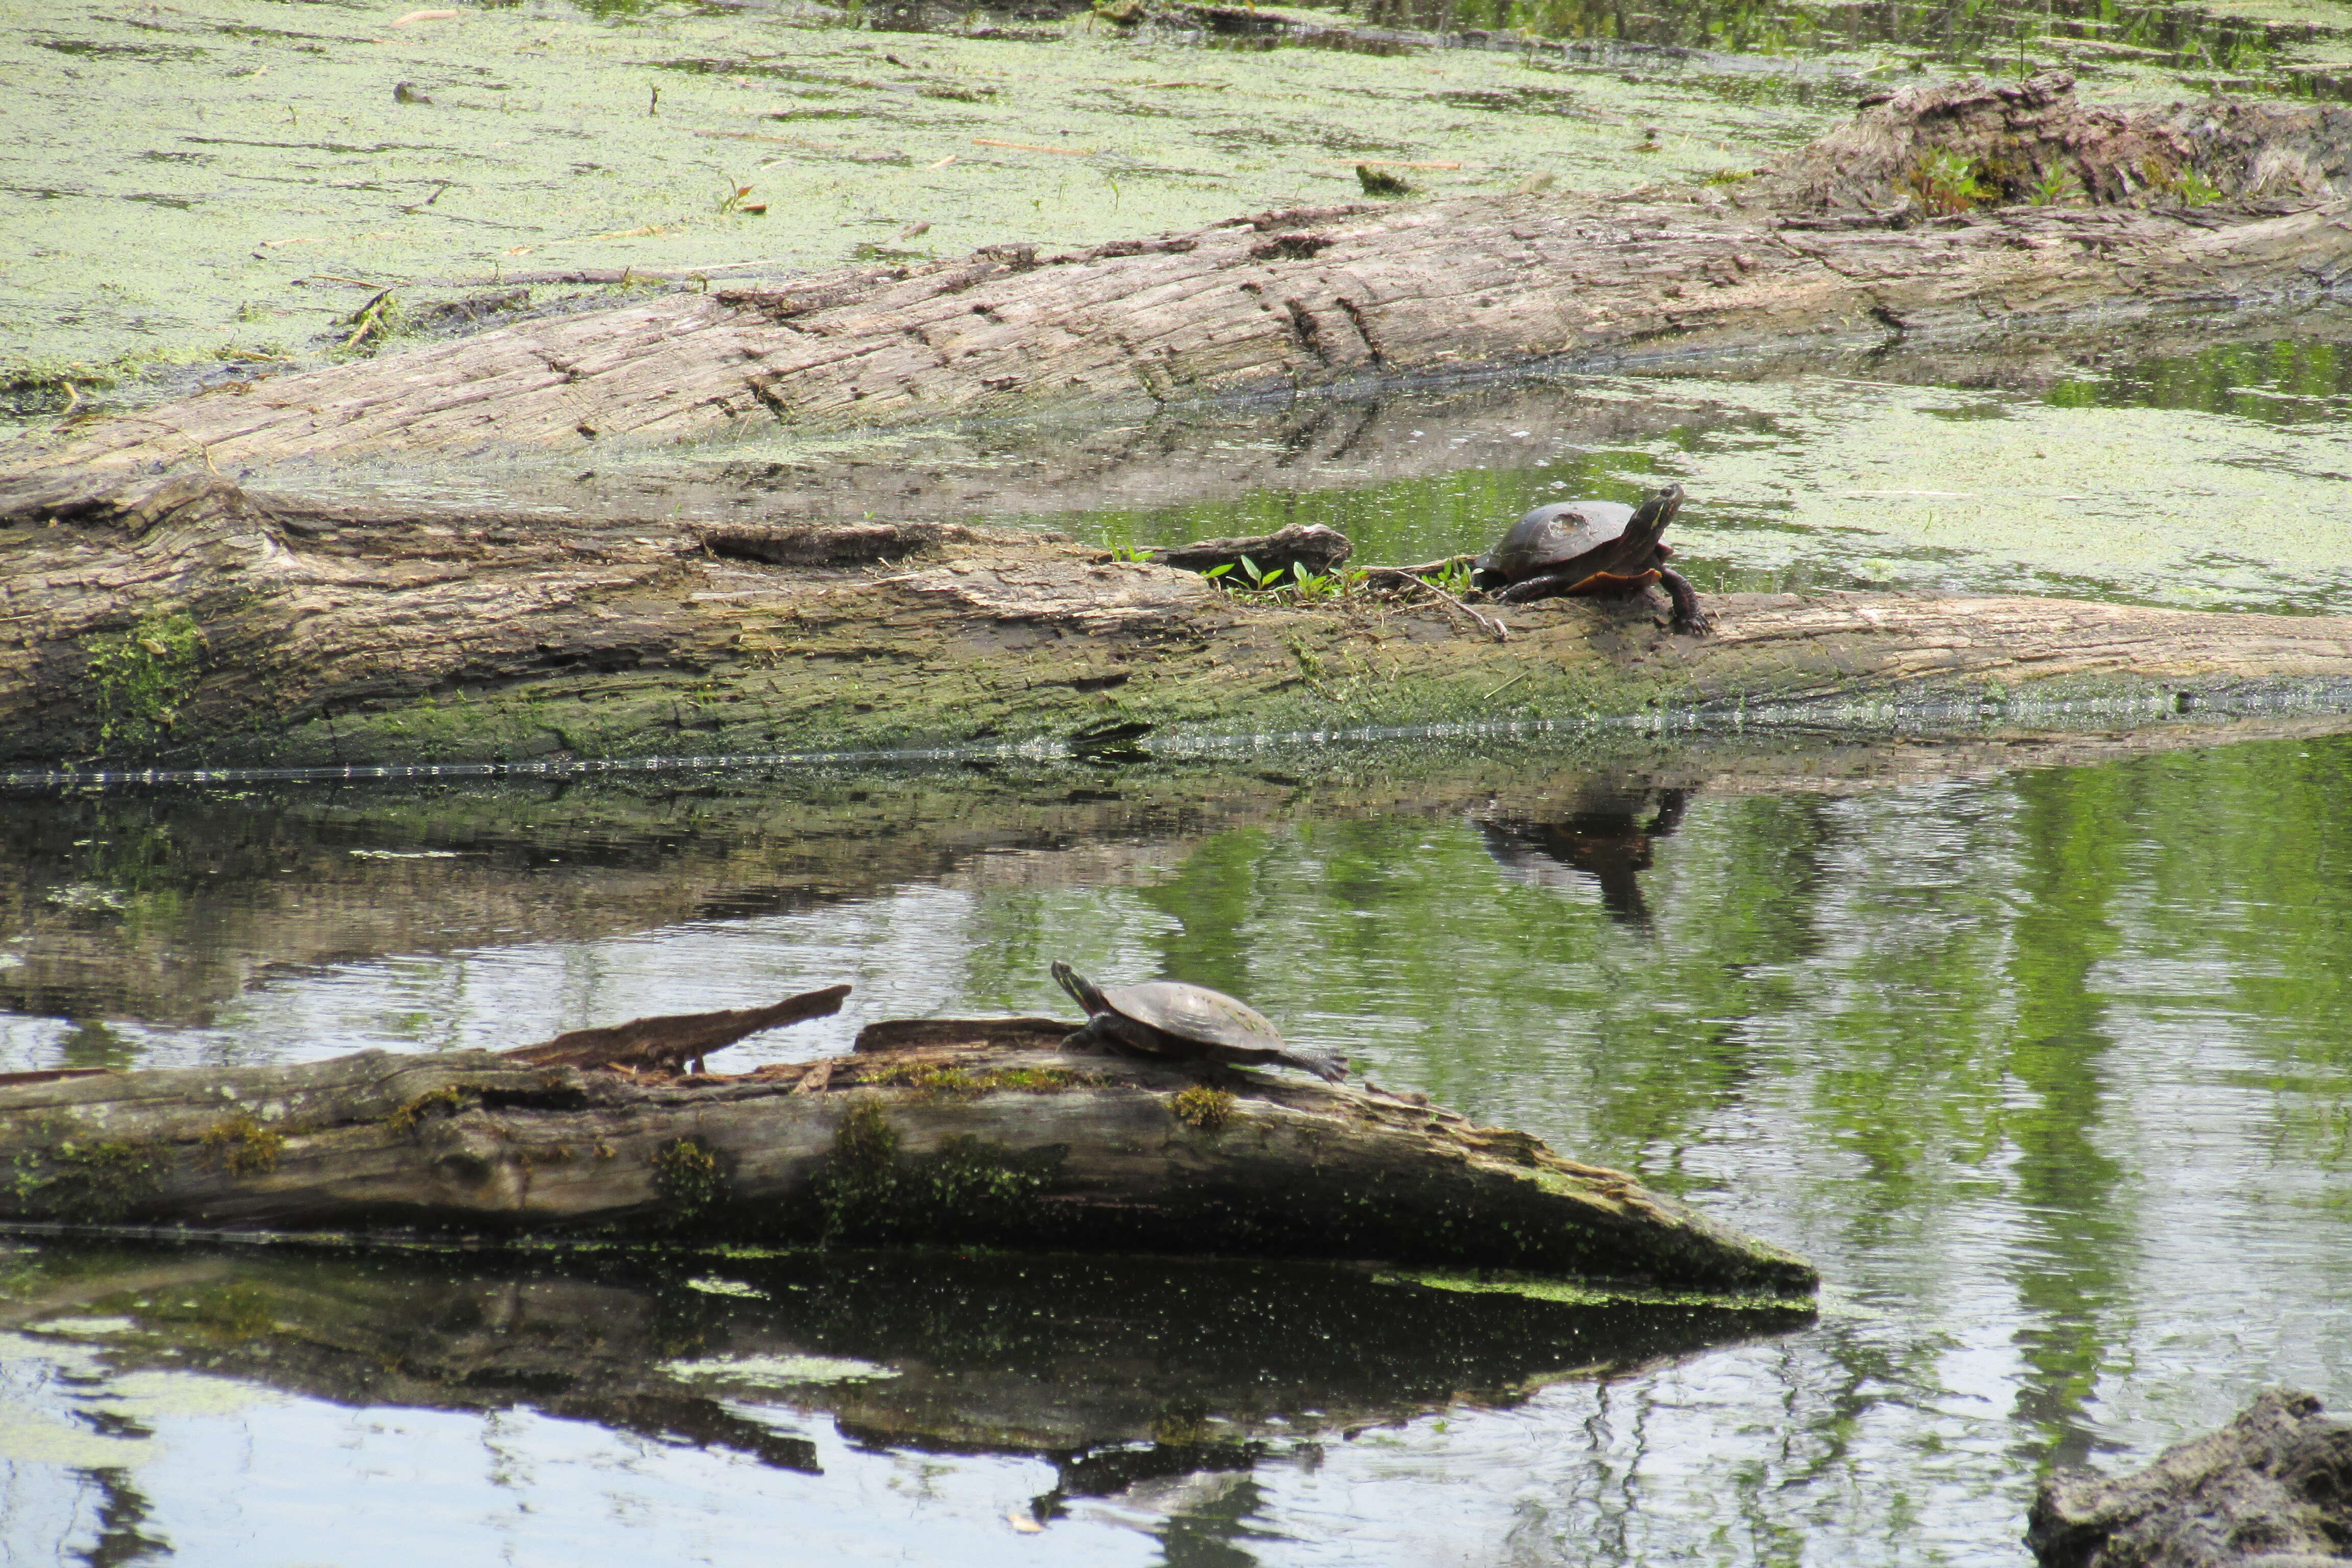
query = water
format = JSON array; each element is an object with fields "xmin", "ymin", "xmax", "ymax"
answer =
[{"xmin": 5, "ymin": 719, "xmax": 2351, "ymax": 1564}]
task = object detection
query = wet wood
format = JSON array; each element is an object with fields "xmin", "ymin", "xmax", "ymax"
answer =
[
  {"xmin": 5, "ymin": 80, "xmax": 2346, "ymax": 481},
  {"xmin": 502, "ymin": 984, "xmax": 851, "ymax": 1072},
  {"xmin": 1, "ymin": 475, "xmax": 2349, "ymax": 768},
  {"xmin": 0, "ymin": 1037, "xmax": 1817, "ymax": 1292}
]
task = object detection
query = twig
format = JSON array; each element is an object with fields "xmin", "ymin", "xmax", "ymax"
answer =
[
  {"xmin": 1412, "ymin": 576, "xmax": 1508, "ymax": 642},
  {"xmin": 1484, "ymin": 670, "xmax": 1529, "ymax": 699}
]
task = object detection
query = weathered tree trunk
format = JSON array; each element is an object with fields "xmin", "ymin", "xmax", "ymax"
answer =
[
  {"xmin": 0, "ymin": 1034, "xmax": 1816, "ymax": 1293},
  {"xmin": 3, "ymin": 476, "xmax": 2348, "ymax": 770},
  {"xmin": 2028, "ymin": 1388, "xmax": 2352, "ymax": 1567},
  {"xmin": 3, "ymin": 80, "xmax": 2344, "ymax": 481}
]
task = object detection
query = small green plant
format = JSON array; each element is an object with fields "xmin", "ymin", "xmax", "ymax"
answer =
[
  {"xmin": 1912, "ymin": 150, "xmax": 1988, "ymax": 215},
  {"xmin": 2028, "ymin": 162, "xmax": 2079, "ymax": 207},
  {"xmin": 1429, "ymin": 557, "xmax": 1476, "ymax": 595},
  {"xmin": 1699, "ymin": 167, "xmax": 1754, "ymax": 187},
  {"xmin": 2172, "ymin": 166, "xmax": 2224, "ymax": 206},
  {"xmin": 86, "ymin": 608, "xmax": 204, "ymax": 750},
  {"xmin": 1102, "ymin": 544, "xmax": 1157, "ymax": 563}
]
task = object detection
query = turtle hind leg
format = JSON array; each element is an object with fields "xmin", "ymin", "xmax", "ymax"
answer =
[
  {"xmin": 1655, "ymin": 567, "xmax": 1713, "ymax": 634},
  {"xmin": 1492, "ymin": 569, "xmax": 1582, "ymax": 605}
]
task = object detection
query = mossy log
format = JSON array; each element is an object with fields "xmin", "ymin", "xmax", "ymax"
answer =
[
  {"xmin": 3, "ymin": 474, "xmax": 2351, "ymax": 769},
  {"xmin": 3, "ymin": 78, "xmax": 2345, "ymax": 480},
  {"xmin": 0, "ymin": 1035, "xmax": 1816, "ymax": 1294}
]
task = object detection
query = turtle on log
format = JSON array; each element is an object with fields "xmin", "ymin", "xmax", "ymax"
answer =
[
  {"xmin": 1471, "ymin": 483, "xmax": 1711, "ymax": 633},
  {"xmin": 1050, "ymin": 962, "xmax": 1347, "ymax": 1083}
]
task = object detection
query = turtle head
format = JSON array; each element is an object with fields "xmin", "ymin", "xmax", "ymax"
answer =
[{"xmin": 1050, "ymin": 961, "xmax": 1110, "ymax": 1017}]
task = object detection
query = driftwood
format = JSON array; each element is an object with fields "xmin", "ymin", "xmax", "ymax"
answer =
[
  {"xmin": 4, "ymin": 475, "xmax": 2349, "ymax": 770},
  {"xmin": 502, "ymin": 984, "xmax": 851, "ymax": 1072},
  {"xmin": 1145, "ymin": 523, "xmax": 1355, "ymax": 578},
  {"xmin": 2028, "ymin": 1388, "xmax": 2352, "ymax": 1567},
  {"xmin": 5, "ymin": 80, "xmax": 2347, "ymax": 480},
  {"xmin": 0, "ymin": 1036, "xmax": 1816, "ymax": 1292}
]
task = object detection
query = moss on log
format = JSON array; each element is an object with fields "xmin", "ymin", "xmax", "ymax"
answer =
[{"xmin": 0, "ymin": 1038, "xmax": 1816, "ymax": 1294}]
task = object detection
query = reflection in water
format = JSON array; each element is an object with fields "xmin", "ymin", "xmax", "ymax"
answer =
[
  {"xmin": 3, "ymin": 723, "xmax": 2351, "ymax": 1562},
  {"xmin": 1475, "ymin": 787, "xmax": 1693, "ymax": 928},
  {"xmin": 1, "ymin": 1244, "xmax": 1802, "ymax": 1562}
]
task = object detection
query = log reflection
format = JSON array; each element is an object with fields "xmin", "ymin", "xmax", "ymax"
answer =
[{"xmin": 11, "ymin": 1244, "xmax": 1809, "ymax": 1512}]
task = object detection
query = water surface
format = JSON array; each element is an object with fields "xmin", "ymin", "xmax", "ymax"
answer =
[{"xmin": 5, "ymin": 721, "xmax": 2350, "ymax": 1564}]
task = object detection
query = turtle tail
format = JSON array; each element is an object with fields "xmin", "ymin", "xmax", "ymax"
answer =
[{"xmin": 1050, "ymin": 961, "xmax": 1110, "ymax": 1017}]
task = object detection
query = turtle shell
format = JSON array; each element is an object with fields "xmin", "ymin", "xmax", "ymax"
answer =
[
  {"xmin": 1100, "ymin": 980, "xmax": 1285, "ymax": 1055},
  {"xmin": 1475, "ymin": 500, "xmax": 1639, "ymax": 581},
  {"xmin": 1474, "ymin": 484, "xmax": 1685, "ymax": 586}
]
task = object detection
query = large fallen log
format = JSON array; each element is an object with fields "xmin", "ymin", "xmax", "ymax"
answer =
[
  {"xmin": 0, "ymin": 1032, "xmax": 1816, "ymax": 1294},
  {"xmin": 3, "ymin": 475, "xmax": 2350, "ymax": 769},
  {"xmin": 3, "ymin": 77, "xmax": 2345, "ymax": 480}
]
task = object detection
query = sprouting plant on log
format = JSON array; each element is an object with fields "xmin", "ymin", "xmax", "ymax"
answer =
[
  {"xmin": 1911, "ymin": 151, "xmax": 1988, "ymax": 215},
  {"xmin": 2169, "ymin": 165, "xmax": 2223, "ymax": 207},
  {"xmin": 2029, "ymin": 162, "xmax": 2079, "ymax": 207},
  {"xmin": 86, "ymin": 608, "xmax": 204, "ymax": 750}
]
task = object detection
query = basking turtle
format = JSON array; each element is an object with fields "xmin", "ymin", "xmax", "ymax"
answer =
[
  {"xmin": 1472, "ymin": 483, "xmax": 1710, "ymax": 633},
  {"xmin": 1050, "ymin": 961, "xmax": 1346, "ymax": 1083}
]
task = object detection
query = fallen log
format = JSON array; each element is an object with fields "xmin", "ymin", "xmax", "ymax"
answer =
[
  {"xmin": 2028, "ymin": 1388, "xmax": 2352, "ymax": 1567},
  {"xmin": 0, "ymin": 1034, "xmax": 1816, "ymax": 1293},
  {"xmin": 5, "ymin": 77, "xmax": 2346, "ymax": 479},
  {"xmin": 4, "ymin": 475, "xmax": 2349, "ymax": 769}
]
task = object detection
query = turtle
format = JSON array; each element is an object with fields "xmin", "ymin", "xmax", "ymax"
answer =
[
  {"xmin": 1050, "ymin": 961, "xmax": 1346, "ymax": 1083},
  {"xmin": 1471, "ymin": 483, "xmax": 1711, "ymax": 633}
]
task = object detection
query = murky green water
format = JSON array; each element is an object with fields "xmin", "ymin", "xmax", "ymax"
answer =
[{"xmin": 5, "ymin": 720, "xmax": 2350, "ymax": 1563}]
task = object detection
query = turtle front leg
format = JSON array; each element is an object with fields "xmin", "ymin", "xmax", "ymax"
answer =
[{"xmin": 1656, "ymin": 567, "xmax": 1713, "ymax": 634}]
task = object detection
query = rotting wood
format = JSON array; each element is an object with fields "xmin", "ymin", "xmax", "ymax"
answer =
[
  {"xmin": 2, "ymin": 475, "xmax": 2350, "ymax": 769},
  {"xmin": 1144, "ymin": 523, "xmax": 1354, "ymax": 577},
  {"xmin": 0, "ymin": 1038, "xmax": 1817, "ymax": 1293},
  {"xmin": 502, "ymin": 984, "xmax": 851, "ymax": 1073},
  {"xmin": 6, "ymin": 78, "xmax": 2348, "ymax": 481}
]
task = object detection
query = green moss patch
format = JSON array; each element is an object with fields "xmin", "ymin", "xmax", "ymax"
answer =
[
  {"xmin": 812, "ymin": 1098, "xmax": 1059, "ymax": 1243},
  {"xmin": 8, "ymin": 1139, "xmax": 167, "ymax": 1222}
]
